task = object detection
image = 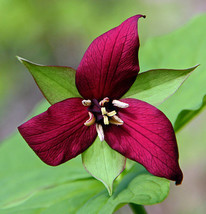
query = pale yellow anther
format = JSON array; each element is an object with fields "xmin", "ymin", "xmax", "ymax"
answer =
[
  {"xmin": 84, "ymin": 112, "xmax": 96, "ymax": 126},
  {"xmin": 103, "ymin": 115, "xmax": 109, "ymax": 125},
  {"xmin": 96, "ymin": 124, "xmax": 104, "ymax": 141},
  {"xmin": 99, "ymin": 97, "xmax": 109, "ymax": 106},
  {"xmin": 107, "ymin": 110, "xmax": 116, "ymax": 117},
  {"xmin": 109, "ymin": 115, "xmax": 124, "ymax": 125},
  {"xmin": 101, "ymin": 107, "xmax": 107, "ymax": 115},
  {"xmin": 112, "ymin": 100, "xmax": 129, "ymax": 108},
  {"xmin": 82, "ymin": 99, "xmax": 92, "ymax": 106}
]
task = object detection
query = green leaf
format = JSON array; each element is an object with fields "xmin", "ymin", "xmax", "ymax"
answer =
[
  {"xmin": 0, "ymin": 134, "xmax": 93, "ymax": 210},
  {"xmin": 174, "ymin": 95, "xmax": 206, "ymax": 132},
  {"xmin": 140, "ymin": 14, "xmax": 206, "ymax": 126},
  {"xmin": 129, "ymin": 204, "xmax": 147, "ymax": 214},
  {"xmin": 0, "ymin": 101, "xmax": 170, "ymax": 213},
  {"xmin": 0, "ymin": 135, "xmax": 169, "ymax": 214},
  {"xmin": 76, "ymin": 165, "xmax": 169, "ymax": 214},
  {"xmin": 82, "ymin": 138, "xmax": 126, "ymax": 196},
  {"xmin": 123, "ymin": 66, "xmax": 198, "ymax": 106},
  {"xmin": 17, "ymin": 57, "xmax": 80, "ymax": 104}
]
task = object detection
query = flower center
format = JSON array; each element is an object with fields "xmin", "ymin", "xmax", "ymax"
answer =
[{"xmin": 82, "ymin": 97, "xmax": 129, "ymax": 141}]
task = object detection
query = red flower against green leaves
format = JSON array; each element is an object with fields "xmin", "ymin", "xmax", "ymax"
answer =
[{"xmin": 18, "ymin": 15, "xmax": 183, "ymax": 184}]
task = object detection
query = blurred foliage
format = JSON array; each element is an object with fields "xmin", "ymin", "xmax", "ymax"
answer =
[
  {"xmin": 140, "ymin": 14, "xmax": 206, "ymax": 125},
  {"xmin": 0, "ymin": 0, "xmax": 203, "ymax": 140},
  {"xmin": 0, "ymin": 0, "xmax": 197, "ymax": 94}
]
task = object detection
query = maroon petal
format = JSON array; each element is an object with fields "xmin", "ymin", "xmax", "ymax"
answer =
[
  {"xmin": 104, "ymin": 98, "xmax": 183, "ymax": 184},
  {"xmin": 18, "ymin": 98, "xmax": 97, "ymax": 166},
  {"xmin": 76, "ymin": 15, "xmax": 145, "ymax": 100}
]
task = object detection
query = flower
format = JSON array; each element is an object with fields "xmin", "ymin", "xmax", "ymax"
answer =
[{"xmin": 18, "ymin": 15, "xmax": 183, "ymax": 184}]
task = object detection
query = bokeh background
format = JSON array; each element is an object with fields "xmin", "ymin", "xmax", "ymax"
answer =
[{"xmin": 0, "ymin": 0, "xmax": 206, "ymax": 213}]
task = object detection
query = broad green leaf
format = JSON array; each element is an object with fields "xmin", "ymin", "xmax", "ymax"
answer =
[
  {"xmin": 0, "ymin": 137, "xmax": 169, "ymax": 214},
  {"xmin": 123, "ymin": 66, "xmax": 198, "ymax": 106},
  {"xmin": 82, "ymin": 138, "xmax": 126, "ymax": 196},
  {"xmin": 77, "ymin": 165, "xmax": 170, "ymax": 214},
  {"xmin": 17, "ymin": 57, "xmax": 80, "ymax": 105},
  {"xmin": 129, "ymin": 204, "xmax": 147, "ymax": 214},
  {"xmin": 0, "ymin": 133, "xmax": 92, "ymax": 209},
  {"xmin": 140, "ymin": 14, "xmax": 206, "ymax": 126},
  {"xmin": 0, "ymin": 178, "xmax": 103, "ymax": 214},
  {"xmin": 176, "ymin": 109, "xmax": 206, "ymax": 165},
  {"xmin": 174, "ymin": 95, "xmax": 206, "ymax": 132},
  {"xmin": 0, "ymin": 101, "xmax": 170, "ymax": 213}
]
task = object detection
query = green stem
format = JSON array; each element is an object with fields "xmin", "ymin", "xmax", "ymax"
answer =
[{"xmin": 129, "ymin": 204, "xmax": 147, "ymax": 214}]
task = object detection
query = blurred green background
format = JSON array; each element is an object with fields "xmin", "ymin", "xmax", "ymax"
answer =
[{"xmin": 0, "ymin": 0, "xmax": 206, "ymax": 213}]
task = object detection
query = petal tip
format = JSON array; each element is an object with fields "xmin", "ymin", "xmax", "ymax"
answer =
[
  {"xmin": 175, "ymin": 170, "xmax": 183, "ymax": 185},
  {"xmin": 17, "ymin": 123, "xmax": 25, "ymax": 136},
  {"xmin": 134, "ymin": 14, "xmax": 146, "ymax": 19},
  {"xmin": 76, "ymin": 15, "xmax": 145, "ymax": 100}
]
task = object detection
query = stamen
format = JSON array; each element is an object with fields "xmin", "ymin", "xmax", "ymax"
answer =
[
  {"xmin": 113, "ymin": 115, "xmax": 124, "ymax": 123},
  {"xmin": 109, "ymin": 115, "xmax": 123, "ymax": 125},
  {"xmin": 112, "ymin": 100, "xmax": 129, "ymax": 108},
  {"xmin": 107, "ymin": 110, "xmax": 116, "ymax": 117},
  {"xmin": 96, "ymin": 124, "xmax": 104, "ymax": 141},
  {"xmin": 99, "ymin": 97, "xmax": 109, "ymax": 106},
  {"xmin": 83, "ymin": 98, "xmax": 126, "ymax": 128},
  {"xmin": 103, "ymin": 115, "xmax": 109, "ymax": 125},
  {"xmin": 84, "ymin": 112, "xmax": 96, "ymax": 126},
  {"xmin": 101, "ymin": 107, "xmax": 107, "ymax": 115},
  {"xmin": 82, "ymin": 99, "xmax": 92, "ymax": 106}
]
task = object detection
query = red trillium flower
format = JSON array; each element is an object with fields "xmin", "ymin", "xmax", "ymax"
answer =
[{"xmin": 18, "ymin": 15, "xmax": 183, "ymax": 184}]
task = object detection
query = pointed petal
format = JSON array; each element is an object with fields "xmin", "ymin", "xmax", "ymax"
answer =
[
  {"xmin": 104, "ymin": 98, "xmax": 183, "ymax": 184},
  {"xmin": 76, "ymin": 15, "xmax": 145, "ymax": 100},
  {"xmin": 18, "ymin": 98, "xmax": 97, "ymax": 166}
]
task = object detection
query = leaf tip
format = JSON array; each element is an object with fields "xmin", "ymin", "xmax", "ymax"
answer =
[
  {"xmin": 108, "ymin": 187, "xmax": 113, "ymax": 196},
  {"xmin": 16, "ymin": 56, "xmax": 32, "ymax": 67},
  {"xmin": 16, "ymin": 56, "xmax": 43, "ymax": 67},
  {"xmin": 16, "ymin": 56, "xmax": 25, "ymax": 64},
  {"xmin": 192, "ymin": 64, "xmax": 200, "ymax": 69}
]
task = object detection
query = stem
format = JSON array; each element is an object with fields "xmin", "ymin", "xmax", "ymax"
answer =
[{"xmin": 129, "ymin": 204, "xmax": 147, "ymax": 214}]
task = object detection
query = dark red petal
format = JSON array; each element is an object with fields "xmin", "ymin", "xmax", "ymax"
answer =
[
  {"xmin": 18, "ymin": 98, "xmax": 97, "ymax": 166},
  {"xmin": 76, "ymin": 15, "xmax": 145, "ymax": 100},
  {"xmin": 104, "ymin": 98, "xmax": 183, "ymax": 184}
]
